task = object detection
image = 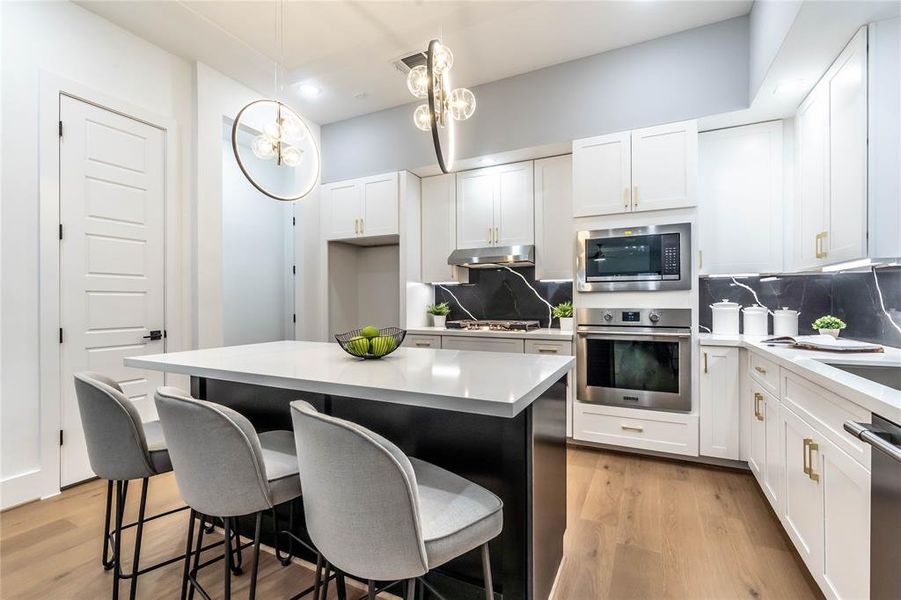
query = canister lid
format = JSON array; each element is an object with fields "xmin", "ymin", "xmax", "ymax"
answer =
[
  {"xmin": 711, "ymin": 299, "xmax": 740, "ymax": 308},
  {"xmin": 743, "ymin": 304, "xmax": 768, "ymax": 314}
]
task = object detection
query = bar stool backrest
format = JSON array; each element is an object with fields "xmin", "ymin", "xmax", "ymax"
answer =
[
  {"xmin": 74, "ymin": 371, "xmax": 157, "ymax": 481},
  {"xmin": 289, "ymin": 400, "xmax": 428, "ymax": 581},
  {"xmin": 154, "ymin": 387, "xmax": 273, "ymax": 517}
]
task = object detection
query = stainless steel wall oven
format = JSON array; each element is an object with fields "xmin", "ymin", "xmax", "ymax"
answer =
[{"xmin": 576, "ymin": 308, "xmax": 692, "ymax": 412}]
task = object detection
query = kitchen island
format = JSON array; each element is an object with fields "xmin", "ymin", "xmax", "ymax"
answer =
[{"xmin": 126, "ymin": 340, "xmax": 573, "ymax": 600}]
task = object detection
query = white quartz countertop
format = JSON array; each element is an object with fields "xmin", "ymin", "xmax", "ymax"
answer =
[
  {"xmin": 407, "ymin": 326, "xmax": 574, "ymax": 341},
  {"xmin": 699, "ymin": 333, "xmax": 901, "ymax": 424},
  {"xmin": 125, "ymin": 340, "xmax": 574, "ymax": 418}
]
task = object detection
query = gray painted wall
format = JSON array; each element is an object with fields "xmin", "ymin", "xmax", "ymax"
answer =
[{"xmin": 322, "ymin": 15, "xmax": 750, "ymax": 183}]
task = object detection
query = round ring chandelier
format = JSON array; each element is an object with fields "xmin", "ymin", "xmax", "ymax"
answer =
[
  {"xmin": 230, "ymin": 0, "xmax": 319, "ymax": 202},
  {"xmin": 406, "ymin": 39, "xmax": 476, "ymax": 174},
  {"xmin": 231, "ymin": 99, "xmax": 320, "ymax": 202}
]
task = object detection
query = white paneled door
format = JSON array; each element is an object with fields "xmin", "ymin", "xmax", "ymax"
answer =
[{"xmin": 59, "ymin": 95, "xmax": 166, "ymax": 486}]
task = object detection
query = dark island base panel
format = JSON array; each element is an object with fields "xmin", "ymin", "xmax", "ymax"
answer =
[{"xmin": 191, "ymin": 376, "xmax": 568, "ymax": 600}]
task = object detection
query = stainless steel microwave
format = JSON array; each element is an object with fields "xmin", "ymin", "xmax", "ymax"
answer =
[{"xmin": 576, "ymin": 223, "xmax": 691, "ymax": 292}]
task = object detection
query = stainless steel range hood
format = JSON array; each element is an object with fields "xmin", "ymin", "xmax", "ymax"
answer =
[{"xmin": 447, "ymin": 245, "xmax": 535, "ymax": 269}]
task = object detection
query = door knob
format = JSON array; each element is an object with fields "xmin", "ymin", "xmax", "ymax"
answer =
[{"xmin": 143, "ymin": 330, "xmax": 163, "ymax": 341}]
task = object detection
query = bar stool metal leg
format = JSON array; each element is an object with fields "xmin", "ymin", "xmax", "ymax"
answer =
[
  {"xmin": 188, "ymin": 514, "xmax": 207, "ymax": 600},
  {"xmin": 180, "ymin": 510, "xmax": 197, "ymax": 600},
  {"xmin": 481, "ymin": 543, "xmax": 493, "ymax": 600},
  {"xmin": 247, "ymin": 513, "xmax": 264, "ymax": 600},
  {"xmin": 102, "ymin": 480, "xmax": 115, "ymax": 570},
  {"xmin": 127, "ymin": 478, "xmax": 149, "ymax": 600},
  {"xmin": 223, "ymin": 518, "xmax": 233, "ymax": 600},
  {"xmin": 112, "ymin": 480, "xmax": 127, "ymax": 600}
]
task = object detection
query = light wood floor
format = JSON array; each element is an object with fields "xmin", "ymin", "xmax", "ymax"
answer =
[{"xmin": 0, "ymin": 447, "xmax": 821, "ymax": 599}]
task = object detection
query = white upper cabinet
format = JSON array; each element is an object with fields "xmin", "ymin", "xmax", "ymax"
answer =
[
  {"xmin": 360, "ymin": 172, "xmax": 400, "ymax": 237},
  {"xmin": 456, "ymin": 161, "xmax": 534, "ymax": 249},
  {"xmin": 826, "ymin": 30, "xmax": 868, "ymax": 264},
  {"xmin": 323, "ymin": 171, "xmax": 399, "ymax": 241},
  {"xmin": 699, "ymin": 121, "xmax": 784, "ymax": 275},
  {"xmin": 797, "ymin": 86, "xmax": 830, "ymax": 270},
  {"xmin": 495, "ymin": 162, "xmax": 534, "ymax": 246},
  {"xmin": 323, "ymin": 180, "xmax": 362, "ymax": 240},
  {"xmin": 631, "ymin": 120, "xmax": 698, "ymax": 212},
  {"xmin": 456, "ymin": 168, "xmax": 496, "ymax": 249},
  {"xmin": 420, "ymin": 174, "xmax": 463, "ymax": 284},
  {"xmin": 795, "ymin": 28, "xmax": 868, "ymax": 270},
  {"xmin": 699, "ymin": 346, "xmax": 740, "ymax": 460},
  {"xmin": 572, "ymin": 132, "xmax": 631, "ymax": 216},
  {"xmin": 572, "ymin": 120, "xmax": 697, "ymax": 217},
  {"xmin": 534, "ymin": 155, "xmax": 574, "ymax": 281}
]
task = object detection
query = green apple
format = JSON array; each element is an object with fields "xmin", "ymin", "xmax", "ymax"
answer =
[
  {"xmin": 360, "ymin": 325, "xmax": 380, "ymax": 339},
  {"xmin": 370, "ymin": 335, "xmax": 397, "ymax": 357},
  {"xmin": 346, "ymin": 336, "xmax": 370, "ymax": 356}
]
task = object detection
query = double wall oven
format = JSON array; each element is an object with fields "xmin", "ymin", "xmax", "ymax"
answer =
[{"xmin": 576, "ymin": 308, "xmax": 692, "ymax": 412}]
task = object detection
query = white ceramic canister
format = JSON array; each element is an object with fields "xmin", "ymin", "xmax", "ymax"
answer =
[
  {"xmin": 710, "ymin": 299, "xmax": 741, "ymax": 335},
  {"xmin": 742, "ymin": 305, "xmax": 769, "ymax": 336},
  {"xmin": 773, "ymin": 308, "xmax": 800, "ymax": 337}
]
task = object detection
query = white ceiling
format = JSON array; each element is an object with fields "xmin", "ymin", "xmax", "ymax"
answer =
[{"xmin": 77, "ymin": 0, "xmax": 752, "ymax": 124}]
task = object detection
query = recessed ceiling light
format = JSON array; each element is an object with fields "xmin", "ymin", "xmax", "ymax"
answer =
[
  {"xmin": 773, "ymin": 79, "xmax": 808, "ymax": 96},
  {"xmin": 295, "ymin": 83, "xmax": 321, "ymax": 98}
]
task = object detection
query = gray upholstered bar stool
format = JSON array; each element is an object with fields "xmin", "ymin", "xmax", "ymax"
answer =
[
  {"xmin": 74, "ymin": 371, "xmax": 195, "ymax": 600},
  {"xmin": 289, "ymin": 400, "xmax": 503, "ymax": 600},
  {"xmin": 155, "ymin": 387, "xmax": 321, "ymax": 600}
]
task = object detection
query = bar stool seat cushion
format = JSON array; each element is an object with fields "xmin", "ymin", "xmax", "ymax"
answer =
[
  {"xmin": 410, "ymin": 457, "xmax": 503, "ymax": 569},
  {"xmin": 259, "ymin": 430, "xmax": 302, "ymax": 505}
]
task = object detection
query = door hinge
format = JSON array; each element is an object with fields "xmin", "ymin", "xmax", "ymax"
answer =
[
  {"xmin": 292, "ymin": 265, "xmax": 296, "ymax": 275},
  {"xmin": 292, "ymin": 313, "xmax": 296, "ymax": 323},
  {"xmin": 59, "ymin": 121, "xmax": 63, "ymax": 138},
  {"xmin": 59, "ymin": 328, "xmax": 63, "ymax": 344},
  {"xmin": 292, "ymin": 217, "xmax": 296, "ymax": 226},
  {"xmin": 59, "ymin": 224, "xmax": 63, "ymax": 240},
  {"xmin": 59, "ymin": 430, "xmax": 64, "ymax": 446}
]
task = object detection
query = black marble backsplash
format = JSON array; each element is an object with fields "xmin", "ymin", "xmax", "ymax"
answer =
[
  {"xmin": 433, "ymin": 267, "xmax": 573, "ymax": 328},
  {"xmin": 699, "ymin": 266, "xmax": 901, "ymax": 346}
]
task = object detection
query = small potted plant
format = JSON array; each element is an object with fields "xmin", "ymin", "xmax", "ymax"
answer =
[
  {"xmin": 427, "ymin": 302, "xmax": 451, "ymax": 328},
  {"xmin": 812, "ymin": 315, "xmax": 846, "ymax": 338},
  {"xmin": 553, "ymin": 301, "xmax": 574, "ymax": 332}
]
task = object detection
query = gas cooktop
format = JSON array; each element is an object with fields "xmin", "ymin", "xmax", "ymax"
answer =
[{"xmin": 446, "ymin": 319, "xmax": 541, "ymax": 332}]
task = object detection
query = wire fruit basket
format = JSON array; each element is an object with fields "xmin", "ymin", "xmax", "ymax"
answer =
[{"xmin": 335, "ymin": 327, "xmax": 406, "ymax": 359}]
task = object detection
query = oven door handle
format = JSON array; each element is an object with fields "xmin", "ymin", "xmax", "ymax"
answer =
[
  {"xmin": 577, "ymin": 330, "xmax": 691, "ymax": 339},
  {"xmin": 844, "ymin": 421, "xmax": 901, "ymax": 464}
]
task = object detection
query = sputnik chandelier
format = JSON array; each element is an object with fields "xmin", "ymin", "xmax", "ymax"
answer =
[
  {"xmin": 231, "ymin": 0, "xmax": 319, "ymax": 201},
  {"xmin": 406, "ymin": 39, "xmax": 476, "ymax": 174}
]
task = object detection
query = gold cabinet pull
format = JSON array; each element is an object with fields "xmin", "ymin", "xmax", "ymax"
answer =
[
  {"xmin": 623, "ymin": 187, "xmax": 629, "ymax": 208},
  {"xmin": 494, "ymin": 227, "xmax": 499, "ymax": 244},
  {"xmin": 414, "ymin": 342, "xmax": 431, "ymax": 347},
  {"xmin": 808, "ymin": 441, "xmax": 820, "ymax": 482},
  {"xmin": 621, "ymin": 424, "xmax": 644, "ymax": 433},
  {"xmin": 360, "ymin": 218, "xmax": 364, "ymax": 234},
  {"xmin": 699, "ymin": 250, "xmax": 703, "ymax": 270},
  {"xmin": 803, "ymin": 438, "xmax": 812, "ymax": 476},
  {"xmin": 703, "ymin": 351, "xmax": 708, "ymax": 373},
  {"xmin": 354, "ymin": 218, "xmax": 359, "ymax": 234},
  {"xmin": 537, "ymin": 347, "xmax": 558, "ymax": 354},
  {"xmin": 488, "ymin": 227, "xmax": 493, "ymax": 245},
  {"xmin": 754, "ymin": 392, "xmax": 764, "ymax": 421},
  {"xmin": 633, "ymin": 185, "xmax": 639, "ymax": 207},
  {"xmin": 815, "ymin": 231, "xmax": 828, "ymax": 259},
  {"xmin": 754, "ymin": 366, "xmax": 767, "ymax": 375}
]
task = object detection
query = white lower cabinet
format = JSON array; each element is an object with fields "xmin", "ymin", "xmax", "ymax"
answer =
[
  {"xmin": 440, "ymin": 336, "xmax": 524, "ymax": 353},
  {"xmin": 404, "ymin": 334, "xmax": 441, "ymax": 349},
  {"xmin": 704, "ymin": 344, "xmax": 871, "ymax": 599},
  {"xmin": 699, "ymin": 346, "xmax": 740, "ymax": 459},
  {"xmin": 574, "ymin": 403, "xmax": 699, "ymax": 456},
  {"xmin": 781, "ymin": 404, "xmax": 825, "ymax": 575}
]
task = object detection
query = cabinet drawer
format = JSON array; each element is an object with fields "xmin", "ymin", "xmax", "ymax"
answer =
[
  {"xmin": 749, "ymin": 352, "xmax": 780, "ymax": 396},
  {"xmin": 573, "ymin": 403, "xmax": 699, "ymax": 456},
  {"xmin": 441, "ymin": 336, "xmax": 524, "ymax": 354},
  {"xmin": 783, "ymin": 371, "xmax": 871, "ymax": 469},
  {"xmin": 524, "ymin": 339, "xmax": 572, "ymax": 356},
  {"xmin": 405, "ymin": 334, "xmax": 442, "ymax": 349}
]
